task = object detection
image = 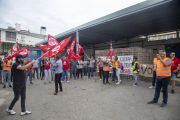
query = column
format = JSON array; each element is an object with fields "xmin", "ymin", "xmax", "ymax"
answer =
[{"xmin": 76, "ymin": 30, "xmax": 79, "ymax": 54}]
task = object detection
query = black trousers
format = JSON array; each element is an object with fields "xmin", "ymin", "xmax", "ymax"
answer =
[
  {"xmin": 33, "ymin": 68, "xmax": 39, "ymax": 79},
  {"xmin": 99, "ymin": 69, "xmax": 103, "ymax": 79},
  {"xmin": 77, "ymin": 69, "xmax": 83, "ymax": 78},
  {"xmin": 152, "ymin": 71, "xmax": 157, "ymax": 86},
  {"xmin": 40, "ymin": 66, "xmax": 44, "ymax": 79},
  {"xmin": 103, "ymin": 71, "xmax": 109, "ymax": 83},
  {"xmin": 55, "ymin": 73, "xmax": 63, "ymax": 93},
  {"xmin": 153, "ymin": 77, "xmax": 170, "ymax": 104},
  {"xmin": 9, "ymin": 84, "xmax": 26, "ymax": 112}
]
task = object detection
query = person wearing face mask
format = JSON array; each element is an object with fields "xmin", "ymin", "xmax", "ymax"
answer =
[{"xmin": 6, "ymin": 54, "xmax": 35, "ymax": 115}]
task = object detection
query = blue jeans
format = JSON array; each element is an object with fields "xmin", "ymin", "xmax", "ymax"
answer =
[
  {"xmin": 112, "ymin": 68, "xmax": 116, "ymax": 80},
  {"xmin": 3, "ymin": 71, "xmax": 11, "ymax": 86},
  {"xmin": 88, "ymin": 67, "xmax": 94, "ymax": 78},
  {"xmin": 103, "ymin": 71, "xmax": 109, "ymax": 83},
  {"xmin": 133, "ymin": 73, "xmax": 137, "ymax": 83},
  {"xmin": 153, "ymin": 77, "xmax": 170, "ymax": 104},
  {"xmin": 62, "ymin": 69, "xmax": 68, "ymax": 81},
  {"xmin": 0, "ymin": 70, "xmax": 2, "ymax": 76},
  {"xmin": 83, "ymin": 66, "xmax": 87, "ymax": 76},
  {"xmin": 25, "ymin": 70, "xmax": 33, "ymax": 83}
]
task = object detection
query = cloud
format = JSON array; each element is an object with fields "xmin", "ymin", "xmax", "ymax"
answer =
[{"xmin": 0, "ymin": 0, "xmax": 145, "ymax": 36}]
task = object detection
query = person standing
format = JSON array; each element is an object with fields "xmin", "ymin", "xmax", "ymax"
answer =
[
  {"xmin": 44, "ymin": 57, "xmax": 51, "ymax": 84},
  {"xmin": 40, "ymin": 57, "xmax": 44, "ymax": 80},
  {"xmin": 52, "ymin": 55, "xmax": 63, "ymax": 95},
  {"xmin": 113, "ymin": 55, "xmax": 122, "ymax": 85},
  {"xmin": 0, "ymin": 57, "xmax": 2, "ymax": 84},
  {"xmin": 70, "ymin": 59, "xmax": 78, "ymax": 80},
  {"xmin": 132, "ymin": 57, "xmax": 139, "ymax": 86},
  {"xmin": 148, "ymin": 50, "xmax": 171, "ymax": 107},
  {"xmin": 32, "ymin": 57, "xmax": 39, "ymax": 79},
  {"xmin": 25, "ymin": 58, "xmax": 33, "ymax": 84},
  {"xmin": 85, "ymin": 55, "xmax": 95, "ymax": 79},
  {"xmin": 77, "ymin": 60, "xmax": 83, "ymax": 79},
  {"xmin": 97, "ymin": 58, "xmax": 104, "ymax": 80},
  {"xmin": 1, "ymin": 57, "xmax": 12, "ymax": 88},
  {"xmin": 6, "ymin": 54, "xmax": 35, "ymax": 115},
  {"xmin": 103, "ymin": 59, "xmax": 111, "ymax": 84},
  {"xmin": 111, "ymin": 57, "xmax": 117, "ymax": 81},
  {"xmin": 62, "ymin": 57, "xmax": 69, "ymax": 82},
  {"xmin": 170, "ymin": 52, "xmax": 180, "ymax": 94},
  {"xmin": 149, "ymin": 57, "xmax": 158, "ymax": 89},
  {"xmin": 51, "ymin": 57, "xmax": 56, "ymax": 81},
  {"xmin": 83, "ymin": 58, "xmax": 88, "ymax": 76}
]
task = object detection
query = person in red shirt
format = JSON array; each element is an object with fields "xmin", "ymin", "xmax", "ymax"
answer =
[
  {"xmin": 25, "ymin": 58, "xmax": 33, "ymax": 84},
  {"xmin": 170, "ymin": 52, "xmax": 180, "ymax": 94},
  {"xmin": 44, "ymin": 57, "xmax": 51, "ymax": 84},
  {"xmin": 62, "ymin": 57, "xmax": 69, "ymax": 82}
]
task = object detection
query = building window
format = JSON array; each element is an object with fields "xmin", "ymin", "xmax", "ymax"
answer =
[
  {"xmin": 6, "ymin": 31, "xmax": 16, "ymax": 41},
  {"xmin": 148, "ymin": 31, "xmax": 177, "ymax": 41}
]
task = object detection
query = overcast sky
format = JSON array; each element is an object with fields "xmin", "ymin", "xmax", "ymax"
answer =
[{"xmin": 0, "ymin": 0, "xmax": 145, "ymax": 36}]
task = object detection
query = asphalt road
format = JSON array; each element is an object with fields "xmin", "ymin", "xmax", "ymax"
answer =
[{"xmin": 0, "ymin": 75, "xmax": 180, "ymax": 120}]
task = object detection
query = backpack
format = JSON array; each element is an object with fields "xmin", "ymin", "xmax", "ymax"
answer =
[
  {"xmin": 137, "ymin": 64, "xmax": 140, "ymax": 72},
  {"xmin": 121, "ymin": 65, "xmax": 124, "ymax": 70}
]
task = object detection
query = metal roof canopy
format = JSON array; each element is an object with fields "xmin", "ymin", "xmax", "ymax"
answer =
[{"xmin": 35, "ymin": 0, "xmax": 180, "ymax": 47}]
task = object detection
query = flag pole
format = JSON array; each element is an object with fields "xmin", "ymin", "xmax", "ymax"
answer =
[{"xmin": 37, "ymin": 51, "xmax": 50, "ymax": 60}]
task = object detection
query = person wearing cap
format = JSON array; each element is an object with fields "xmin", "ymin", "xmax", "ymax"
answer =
[
  {"xmin": 148, "ymin": 50, "xmax": 171, "ymax": 107},
  {"xmin": 97, "ymin": 57, "xmax": 104, "ymax": 80},
  {"xmin": 149, "ymin": 57, "xmax": 158, "ymax": 89},
  {"xmin": 1, "ymin": 55, "xmax": 12, "ymax": 88},
  {"xmin": 6, "ymin": 54, "xmax": 36, "ymax": 115},
  {"xmin": 132, "ymin": 56, "xmax": 139, "ymax": 86}
]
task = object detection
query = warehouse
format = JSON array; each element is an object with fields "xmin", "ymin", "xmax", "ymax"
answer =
[{"xmin": 35, "ymin": 0, "xmax": 180, "ymax": 60}]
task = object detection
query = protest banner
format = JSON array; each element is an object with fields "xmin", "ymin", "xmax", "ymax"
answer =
[
  {"xmin": 139, "ymin": 64, "xmax": 153, "ymax": 77},
  {"xmin": 96, "ymin": 55, "xmax": 133, "ymax": 75}
]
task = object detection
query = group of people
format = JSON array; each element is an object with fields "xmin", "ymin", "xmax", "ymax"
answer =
[
  {"xmin": 96, "ymin": 55, "xmax": 139, "ymax": 86},
  {"xmin": 3, "ymin": 50, "xmax": 180, "ymax": 116}
]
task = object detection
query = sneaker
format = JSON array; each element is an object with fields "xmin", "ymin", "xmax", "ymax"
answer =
[
  {"xmin": 67, "ymin": 81, "xmax": 69, "ymax": 83},
  {"xmin": 160, "ymin": 103, "xmax": 167, "ymax": 107},
  {"xmin": 99, "ymin": 79, "xmax": 102, "ymax": 81},
  {"xmin": 61, "ymin": 81, "xmax": 64, "ymax": 83},
  {"xmin": 21, "ymin": 110, "xmax": 31, "ymax": 116},
  {"xmin": 171, "ymin": 90, "xmax": 175, "ymax": 94},
  {"xmin": 149, "ymin": 86, "xmax": 155, "ymax": 89},
  {"xmin": 103, "ymin": 82, "xmax": 106, "ymax": 85},
  {"xmin": 106, "ymin": 82, "xmax": 110, "ymax": 84},
  {"xmin": 116, "ymin": 81, "xmax": 120, "ymax": 85},
  {"xmin": 9, "ymin": 85, "xmax": 12, "ymax": 88},
  {"xmin": 6, "ymin": 108, "xmax": 16, "ymax": 115},
  {"xmin": 30, "ymin": 82, "xmax": 33, "ymax": 84},
  {"xmin": 148, "ymin": 100, "xmax": 157, "ymax": 104},
  {"xmin": 133, "ymin": 83, "xmax": 137, "ymax": 86},
  {"xmin": 3, "ymin": 86, "xmax": 6, "ymax": 88}
]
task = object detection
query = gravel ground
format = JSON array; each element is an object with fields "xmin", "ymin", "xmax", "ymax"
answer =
[{"xmin": 0, "ymin": 75, "xmax": 180, "ymax": 120}]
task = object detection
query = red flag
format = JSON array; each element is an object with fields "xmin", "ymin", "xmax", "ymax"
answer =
[
  {"xmin": 67, "ymin": 38, "xmax": 76, "ymax": 62},
  {"xmin": 71, "ymin": 52, "xmax": 82, "ymax": 60},
  {"xmin": 4, "ymin": 46, "xmax": 29, "ymax": 60},
  {"xmin": 77, "ymin": 42, "xmax": 84, "ymax": 55},
  {"xmin": 107, "ymin": 39, "xmax": 113, "ymax": 60},
  {"xmin": 11, "ymin": 41, "xmax": 19, "ymax": 52},
  {"xmin": 38, "ymin": 45, "xmax": 51, "ymax": 51},
  {"xmin": 41, "ymin": 36, "xmax": 71, "ymax": 58},
  {"xmin": 47, "ymin": 34, "xmax": 59, "ymax": 48}
]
